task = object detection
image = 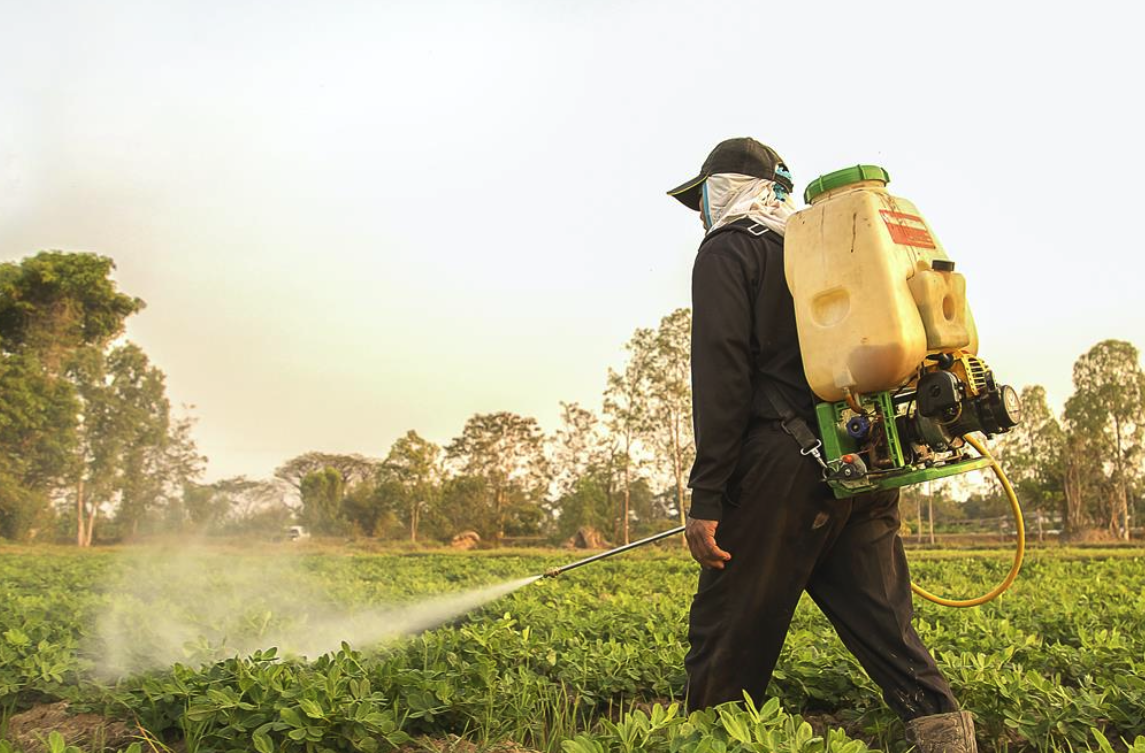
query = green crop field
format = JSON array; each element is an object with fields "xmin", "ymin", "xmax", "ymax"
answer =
[{"xmin": 1, "ymin": 546, "xmax": 1144, "ymax": 753}]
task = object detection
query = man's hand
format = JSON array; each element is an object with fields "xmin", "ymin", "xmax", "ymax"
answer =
[{"xmin": 686, "ymin": 516, "xmax": 732, "ymax": 569}]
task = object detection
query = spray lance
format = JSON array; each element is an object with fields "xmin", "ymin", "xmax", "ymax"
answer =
[{"xmin": 542, "ymin": 525, "xmax": 686, "ymax": 579}]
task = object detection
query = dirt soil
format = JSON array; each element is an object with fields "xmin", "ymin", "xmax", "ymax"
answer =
[
  {"xmin": 800, "ymin": 710, "xmax": 876, "ymax": 740},
  {"xmin": 397, "ymin": 734, "xmax": 539, "ymax": 753},
  {"xmin": 5, "ymin": 702, "xmax": 137, "ymax": 752}
]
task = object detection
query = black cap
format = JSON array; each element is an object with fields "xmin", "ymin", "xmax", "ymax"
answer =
[{"xmin": 667, "ymin": 137, "xmax": 793, "ymax": 210}]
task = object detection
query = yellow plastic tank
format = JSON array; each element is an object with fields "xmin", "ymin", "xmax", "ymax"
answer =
[{"xmin": 784, "ymin": 166, "xmax": 977, "ymax": 403}]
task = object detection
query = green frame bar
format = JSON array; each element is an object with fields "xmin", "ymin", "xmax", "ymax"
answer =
[
  {"xmin": 815, "ymin": 394, "xmax": 993, "ymax": 499},
  {"xmin": 828, "ymin": 456, "xmax": 994, "ymax": 499}
]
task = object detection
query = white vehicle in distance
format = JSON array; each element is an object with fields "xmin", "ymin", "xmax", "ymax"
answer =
[{"xmin": 285, "ymin": 525, "xmax": 310, "ymax": 542}]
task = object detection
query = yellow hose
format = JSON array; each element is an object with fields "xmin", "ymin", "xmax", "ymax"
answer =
[{"xmin": 910, "ymin": 433, "xmax": 1025, "ymax": 607}]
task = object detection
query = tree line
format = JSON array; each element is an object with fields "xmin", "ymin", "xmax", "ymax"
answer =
[
  {"xmin": 1, "ymin": 250, "xmax": 1141, "ymax": 545},
  {"xmin": 226, "ymin": 307, "xmax": 696, "ymax": 546},
  {"xmin": 0, "ymin": 251, "xmax": 695, "ymax": 545}
]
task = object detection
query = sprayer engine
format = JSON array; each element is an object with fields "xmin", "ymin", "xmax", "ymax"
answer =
[
  {"xmin": 818, "ymin": 353, "xmax": 1021, "ymax": 498},
  {"xmin": 905, "ymin": 354, "xmax": 1022, "ymax": 450}
]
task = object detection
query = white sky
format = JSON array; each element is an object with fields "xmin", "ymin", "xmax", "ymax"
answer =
[{"xmin": 1, "ymin": 1, "xmax": 1142, "ymax": 481}]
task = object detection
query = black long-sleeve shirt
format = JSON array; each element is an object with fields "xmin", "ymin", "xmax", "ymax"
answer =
[{"xmin": 688, "ymin": 219, "xmax": 816, "ymax": 521}]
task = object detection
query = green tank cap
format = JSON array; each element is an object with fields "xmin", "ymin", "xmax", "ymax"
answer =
[{"xmin": 803, "ymin": 165, "xmax": 891, "ymax": 204}]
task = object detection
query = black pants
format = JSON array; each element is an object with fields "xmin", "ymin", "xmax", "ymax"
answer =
[{"xmin": 685, "ymin": 423, "xmax": 958, "ymax": 720}]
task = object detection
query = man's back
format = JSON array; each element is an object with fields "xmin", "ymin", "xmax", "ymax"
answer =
[{"xmin": 688, "ymin": 218, "xmax": 814, "ymax": 518}]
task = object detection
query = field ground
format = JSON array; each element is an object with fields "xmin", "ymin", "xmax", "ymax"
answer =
[{"xmin": 1, "ymin": 542, "xmax": 1144, "ymax": 753}]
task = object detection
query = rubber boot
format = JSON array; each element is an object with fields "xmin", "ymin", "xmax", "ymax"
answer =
[{"xmin": 904, "ymin": 711, "xmax": 978, "ymax": 753}]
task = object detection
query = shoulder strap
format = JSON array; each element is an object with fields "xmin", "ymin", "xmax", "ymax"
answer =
[
  {"xmin": 706, "ymin": 219, "xmax": 827, "ymax": 471},
  {"xmin": 759, "ymin": 365, "xmax": 828, "ymax": 472},
  {"xmin": 704, "ymin": 218, "xmax": 769, "ymax": 243}
]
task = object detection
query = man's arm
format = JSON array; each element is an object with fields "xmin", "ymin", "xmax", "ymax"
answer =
[{"xmin": 688, "ymin": 241, "xmax": 755, "ymax": 522}]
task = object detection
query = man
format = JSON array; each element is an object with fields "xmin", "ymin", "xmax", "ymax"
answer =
[{"xmin": 667, "ymin": 137, "xmax": 977, "ymax": 752}]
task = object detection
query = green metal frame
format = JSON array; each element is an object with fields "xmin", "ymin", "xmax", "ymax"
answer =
[{"xmin": 815, "ymin": 393, "xmax": 993, "ymax": 499}]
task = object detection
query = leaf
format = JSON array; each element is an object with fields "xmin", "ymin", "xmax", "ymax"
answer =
[
  {"xmin": 280, "ymin": 706, "xmax": 303, "ymax": 727},
  {"xmin": 299, "ymin": 698, "xmax": 326, "ymax": 719},
  {"xmin": 4, "ymin": 629, "xmax": 30, "ymax": 648},
  {"xmin": 253, "ymin": 729, "xmax": 274, "ymax": 753}
]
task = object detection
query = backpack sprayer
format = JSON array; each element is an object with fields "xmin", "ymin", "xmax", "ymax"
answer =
[
  {"xmin": 546, "ymin": 166, "xmax": 1025, "ymax": 608},
  {"xmin": 787, "ymin": 166, "xmax": 1024, "ymax": 607}
]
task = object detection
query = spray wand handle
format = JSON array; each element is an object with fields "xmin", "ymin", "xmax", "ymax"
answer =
[{"xmin": 543, "ymin": 525, "xmax": 686, "ymax": 578}]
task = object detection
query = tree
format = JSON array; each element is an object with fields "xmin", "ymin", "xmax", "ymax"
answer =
[
  {"xmin": 0, "ymin": 351, "xmax": 77, "ymax": 539},
  {"xmin": 551, "ymin": 402, "xmax": 606, "ymax": 499},
  {"xmin": 604, "ymin": 327, "xmax": 655, "ymax": 544},
  {"xmin": 431, "ymin": 475, "xmax": 494, "ymax": 540},
  {"xmin": 643, "ymin": 308, "xmax": 695, "ymax": 528},
  {"xmin": 1064, "ymin": 340, "xmax": 1145, "ymax": 539},
  {"xmin": 380, "ymin": 430, "xmax": 442, "ymax": 542},
  {"xmin": 0, "ymin": 252, "xmax": 142, "ymax": 376},
  {"xmin": 275, "ymin": 452, "xmax": 380, "ymax": 499},
  {"xmin": 445, "ymin": 412, "xmax": 549, "ymax": 543},
  {"xmin": 555, "ymin": 476, "xmax": 612, "ymax": 541},
  {"xmin": 0, "ymin": 252, "xmax": 142, "ymax": 541},
  {"xmin": 68, "ymin": 346, "xmax": 120, "ymax": 547},
  {"xmin": 106, "ymin": 344, "xmax": 179, "ymax": 538},
  {"xmin": 549, "ymin": 402, "xmax": 621, "ymax": 535},
  {"xmin": 995, "ymin": 386, "xmax": 1066, "ymax": 535},
  {"xmin": 181, "ymin": 483, "xmax": 234, "ymax": 531},
  {"xmin": 187, "ymin": 476, "xmax": 292, "ymax": 535},
  {"xmin": 62, "ymin": 343, "xmax": 198, "ymax": 544},
  {"xmin": 341, "ymin": 479, "xmax": 402, "ymax": 538},
  {"xmin": 300, "ymin": 467, "xmax": 346, "ymax": 535},
  {"xmin": 160, "ymin": 413, "xmax": 209, "ymax": 527}
]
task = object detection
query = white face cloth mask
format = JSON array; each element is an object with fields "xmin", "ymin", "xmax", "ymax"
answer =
[{"xmin": 702, "ymin": 172, "xmax": 797, "ymax": 237}]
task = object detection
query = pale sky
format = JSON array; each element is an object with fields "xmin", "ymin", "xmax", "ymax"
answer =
[{"xmin": 2, "ymin": 1, "xmax": 1142, "ymax": 481}]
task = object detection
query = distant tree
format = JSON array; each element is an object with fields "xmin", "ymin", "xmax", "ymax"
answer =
[
  {"xmin": 341, "ymin": 479, "xmax": 402, "ymax": 538},
  {"xmin": 300, "ymin": 467, "xmax": 346, "ymax": 535},
  {"xmin": 380, "ymin": 431, "xmax": 443, "ymax": 542},
  {"xmin": 644, "ymin": 308, "xmax": 695, "ymax": 527},
  {"xmin": 68, "ymin": 346, "xmax": 121, "ymax": 547},
  {"xmin": 549, "ymin": 402, "xmax": 621, "ymax": 536},
  {"xmin": 106, "ymin": 344, "xmax": 178, "ymax": 538},
  {"xmin": 898, "ymin": 481, "xmax": 965, "ymax": 541},
  {"xmin": 195, "ymin": 476, "xmax": 292, "ymax": 535},
  {"xmin": 995, "ymin": 385, "xmax": 1066, "ymax": 534},
  {"xmin": 550, "ymin": 402, "xmax": 606, "ymax": 499},
  {"xmin": 624, "ymin": 478, "xmax": 662, "ymax": 537},
  {"xmin": 181, "ymin": 483, "xmax": 234, "ymax": 531},
  {"xmin": 161, "ymin": 413, "xmax": 208, "ymax": 523},
  {"xmin": 274, "ymin": 452, "xmax": 380, "ymax": 499},
  {"xmin": 445, "ymin": 412, "xmax": 549, "ymax": 543},
  {"xmin": 1064, "ymin": 340, "xmax": 1145, "ymax": 539},
  {"xmin": 604, "ymin": 327, "xmax": 655, "ymax": 544},
  {"xmin": 430, "ymin": 475, "xmax": 493, "ymax": 541},
  {"xmin": 1061, "ymin": 430, "xmax": 1108, "ymax": 535},
  {"xmin": 62, "ymin": 343, "xmax": 198, "ymax": 544},
  {"xmin": 555, "ymin": 476, "xmax": 613, "ymax": 541},
  {"xmin": 961, "ymin": 488, "xmax": 1010, "ymax": 521}
]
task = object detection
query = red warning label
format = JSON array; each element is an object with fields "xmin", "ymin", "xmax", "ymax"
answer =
[{"xmin": 880, "ymin": 210, "xmax": 936, "ymax": 249}]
